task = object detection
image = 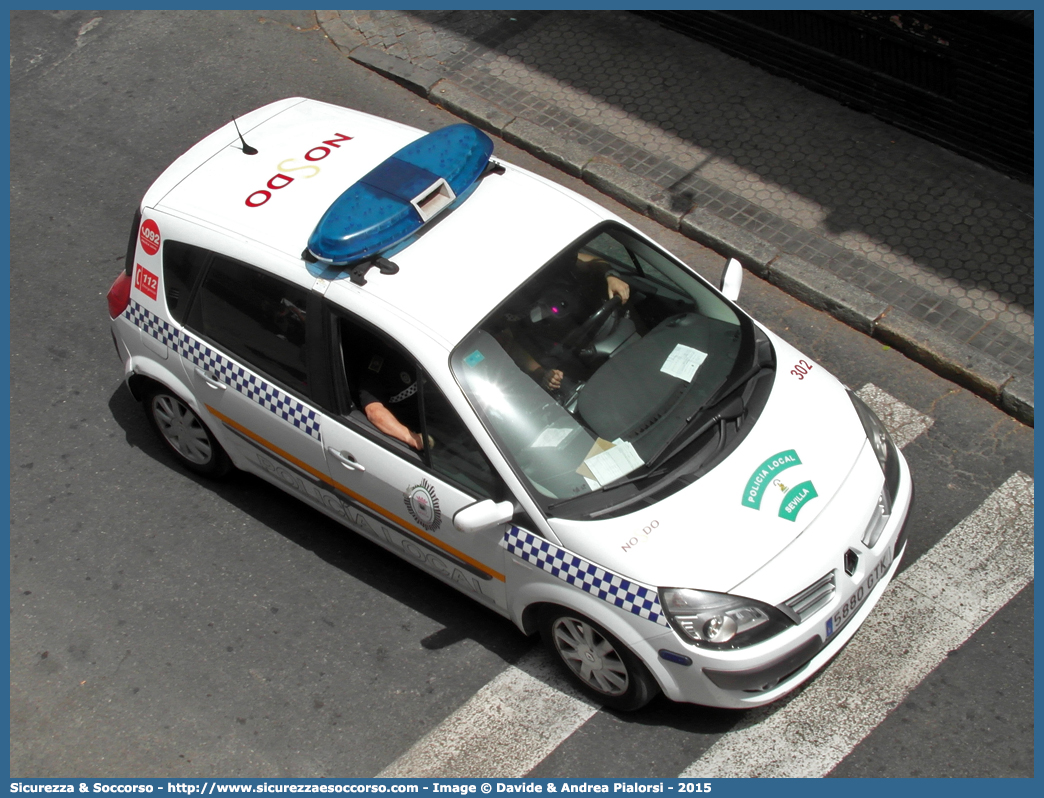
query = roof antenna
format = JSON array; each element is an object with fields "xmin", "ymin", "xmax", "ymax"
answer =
[{"xmin": 232, "ymin": 118, "xmax": 257, "ymax": 155}]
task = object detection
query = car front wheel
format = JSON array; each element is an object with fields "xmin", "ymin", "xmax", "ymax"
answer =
[
  {"xmin": 540, "ymin": 607, "xmax": 659, "ymax": 711},
  {"xmin": 144, "ymin": 384, "xmax": 231, "ymax": 478}
]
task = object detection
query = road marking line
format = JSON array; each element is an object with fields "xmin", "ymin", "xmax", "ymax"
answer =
[
  {"xmin": 378, "ymin": 651, "xmax": 597, "ymax": 777},
  {"xmin": 855, "ymin": 383, "xmax": 933, "ymax": 450},
  {"xmin": 680, "ymin": 471, "xmax": 1034, "ymax": 778},
  {"xmin": 378, "ymin": 384, "xmax": 936, "ymax": 777}
]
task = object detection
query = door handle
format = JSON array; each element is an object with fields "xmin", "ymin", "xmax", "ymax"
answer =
[
  {"xmin": 329, "ymin": 449, "xmax": 366, "ymax": 472},
  {"xmin": 195, "ymin": 367, "xmax": 227, "ymax": 391}
]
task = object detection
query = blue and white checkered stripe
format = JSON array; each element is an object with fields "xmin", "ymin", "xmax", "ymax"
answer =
[
  {"xmin": 125, "ymin": 301, "xmax": 322, "ymax": 442},
  {"xmin": 503, "ymin": 526, "xmax": 669, "ymax": 627}
]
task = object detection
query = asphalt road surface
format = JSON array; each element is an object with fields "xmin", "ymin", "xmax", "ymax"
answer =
[{"xmin": 9, "ymin": 9, "xmax": 1034, "ymax": 778}]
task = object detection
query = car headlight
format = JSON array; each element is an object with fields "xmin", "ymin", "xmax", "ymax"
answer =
[
  {"xmin": 848, "ymin": 390, "xmax": 901, "ymax": 546},
  {"xmin": 659, "ymin": 588, "xmax": 793, "ymax": 649}
]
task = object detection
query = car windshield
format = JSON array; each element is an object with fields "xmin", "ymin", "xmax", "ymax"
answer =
[{"xmin": 451, "ymin": 223, "xmax": 751, "ymax": 513}]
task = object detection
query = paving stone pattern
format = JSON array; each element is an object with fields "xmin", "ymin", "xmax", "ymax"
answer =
[{"xmin": 329, "ymin": 10, "xmax": 1034, "ymax": 394}]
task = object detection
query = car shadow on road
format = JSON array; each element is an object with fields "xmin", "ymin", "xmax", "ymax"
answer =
[{"xmin": 107, "ymin": 384, "xmax": 530, "ymax": 657}]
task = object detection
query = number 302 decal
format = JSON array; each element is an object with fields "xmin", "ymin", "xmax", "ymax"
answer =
[{"xmin": 791, "ymin": 359, "xmax": 814, "ymax": 380}]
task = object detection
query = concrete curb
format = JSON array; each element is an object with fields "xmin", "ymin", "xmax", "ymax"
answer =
[
  {"xmin": 1001, "ymin": 375, "xmax": 1034, "ymax": 423},
  {"xmin": 680, "ymin": 208, "xmax": 779, "ymax": 277},
  {"xmin": 874, "ymin": 310, "xmax": 1013, "ymax": 400},
  {"xmin": 316, "ymin": 31, "xmax": 1034, "ymax": 427},
  {"xmin": 315, "ymin": 10, "xmax": 367, "ymax": 52},
  {"xmin": 767, "ymin": 253, "xmax": 890, "ymax": 336},
  {"xmin": 430, "ymin": 79, "xmax": 516, "ymax": 130},
  {"xmin": 502, "ymin": 118, "xmax": 597, "ymax": 179},
  {"xmin": 349, "ymin": 47, "xmax": 441, "ymax": 96},
  {"xmin": 582, "ymin": 160, "xmax": 685, "ymax": 231}
]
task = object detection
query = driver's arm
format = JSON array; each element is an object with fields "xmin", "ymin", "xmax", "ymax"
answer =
[
  {"xmin": 539, "ymin": 368, "xmax": 563, "ymax": 390},
  {"xmin": 494, "ymin": 328, "xmax": 564, "ymax": 391},
  {"xmin": 576, "ymin": 251, "xmax": 630, "ymax": 304},
  {"xmin": 364, "ymin": 401, "xmax": 425, "ymax": 450},
  {"xmin": 606, "ymin": 274, "xmax": 630, "ymax": 304}
]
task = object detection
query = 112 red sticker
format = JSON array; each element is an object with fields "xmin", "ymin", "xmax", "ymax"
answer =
[{"xmin": 135, "ymin": 263, "xmax": 158, "ymax": 300}]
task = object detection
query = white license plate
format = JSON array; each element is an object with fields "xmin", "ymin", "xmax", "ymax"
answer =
[{"xmin": 826, "ymin": 547, "xmax": 893, "ymax": 638}]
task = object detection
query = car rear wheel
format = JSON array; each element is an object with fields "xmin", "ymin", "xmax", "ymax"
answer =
[
  {"xmin": 144, "ymin": 385, "xmax": 231, "ymax": 478},
  {"xmin": 540, "ymin": 607, "xmax": 659, "ymax": 711}
]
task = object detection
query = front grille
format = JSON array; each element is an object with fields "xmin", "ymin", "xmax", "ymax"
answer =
[{"xmin": 783, "ymin": 570, "xmax": 836, "ymax": 622}]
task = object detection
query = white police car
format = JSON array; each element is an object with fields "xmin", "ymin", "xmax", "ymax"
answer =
[{"xmin": 107, "ymin": 98, "xmax": 912, "ymax": 711}]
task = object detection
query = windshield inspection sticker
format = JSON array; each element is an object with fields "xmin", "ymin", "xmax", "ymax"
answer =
[
  {"xmin": 463, "ymin": 350, "xmax": 485, "ymax": 367},
  {"xmin": 661, "ymin": 343, "xmax": 708, "ymax": 382}
]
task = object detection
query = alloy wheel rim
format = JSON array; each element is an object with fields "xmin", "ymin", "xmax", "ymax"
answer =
[
  {"xmin": 153, "ymin": 395, "xmax": 213, "ymax": 465},
  {"xmin": 551, "ymin": 617, "xmax": 629, "ymax": 696}
]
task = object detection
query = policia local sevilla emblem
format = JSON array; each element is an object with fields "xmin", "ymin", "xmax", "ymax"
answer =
[
  {"xmin": 741, "ymin": 449, "xmax": 819, "ymax": 523},
  {"xmin": 404, "ymin": 479, "xmax": 441, "ymax": 531}
]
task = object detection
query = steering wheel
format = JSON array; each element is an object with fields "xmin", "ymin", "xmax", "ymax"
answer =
[{"xmin": 561, "ymin": 295, "xmax": 623, "ymax": 352}]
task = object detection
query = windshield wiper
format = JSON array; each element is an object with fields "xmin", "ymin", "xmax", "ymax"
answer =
[
  {"xmin": 547, "ymin": 392, "xmax": 743, "ymax": 514},
  {"xmin": 703, "ymin": 333, "xmax": 773, "ymax": 409},
  {"xmin": 642, "ymin": 392, "xmax": 747, "ymax": 473},
  {"xmin": 546, "ymin": 391, "xmax": 749, "ymax": 519},
  {"xmin": 647, "ymin": 331, "xmax": 771, "ymax": 460},
  {"xmin": 544, "ymin": 456, "xmax": 672, "ymax": 515}
]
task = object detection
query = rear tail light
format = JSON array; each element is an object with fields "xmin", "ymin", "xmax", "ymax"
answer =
[{"xmin": 107, "ymin": 272, "xmax": 132, "ymax": 318}]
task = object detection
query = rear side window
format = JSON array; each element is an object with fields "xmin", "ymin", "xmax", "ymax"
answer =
[
  {"xmin": 186, "ymin": 255, "xmax": 311, "ymax": 396},
  {"xmin": 124, "ymin": 210, "xmax": 142, "ymax": 277},
  {"xmin": 162, "ymin": 241, "xmax": 209, "ymax": 324}
]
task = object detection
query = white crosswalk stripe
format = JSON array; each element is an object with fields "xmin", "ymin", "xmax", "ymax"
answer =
[
  {"xmin": 855, "ymin": 383, "xmax": 933, "ymax": 449},
  {"xmin": 378, "ymin": 651, "xmax": 596, "ymax": 777},
  {"xmin": 377, "ymin": 384, "xmax": 1029, "ymax": 778},
  {"xmin": 679, "ymin": 470, "xmax": 1033, "ymax": 777}
]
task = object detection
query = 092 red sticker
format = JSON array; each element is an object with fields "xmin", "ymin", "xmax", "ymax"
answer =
[{"xmin": 139, "ymin": 219, "xmax": 161, "ymax": 256}]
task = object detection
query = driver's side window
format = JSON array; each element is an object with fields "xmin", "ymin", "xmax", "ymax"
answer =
[
  {"xmin": 422, "ymin": 383, "xmax": 499, "ymax": 500},
  {"xmin": 336, "ymin": 314, "xmax": 499, "ymax": 500}
]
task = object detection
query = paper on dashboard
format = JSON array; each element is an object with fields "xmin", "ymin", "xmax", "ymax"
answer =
[
  {"xmin": 578, "ymin": 439, "xmax": 644, "ymax": 487},
  {"xmin": 661, "ymin": 343, "xmax": 708, "ymax": 382}
]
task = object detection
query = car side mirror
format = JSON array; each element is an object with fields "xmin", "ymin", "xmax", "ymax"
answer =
[
  {"xmin": 453, "ymin": 499, "xmax": 515, "ymax": 533},
  {"xmin": 720, "ymin": 257, "xmax": 744, "ymax": 301}
]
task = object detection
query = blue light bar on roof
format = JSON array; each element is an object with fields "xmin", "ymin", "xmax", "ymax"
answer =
[{"xmin": 306, "ymin": 124, "xmax": 494, "ymax": 266}]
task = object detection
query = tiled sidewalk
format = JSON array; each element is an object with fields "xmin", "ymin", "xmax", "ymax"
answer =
[{"xmin": 319, "ymin": 9, "xmax": 1033, "ymax": 423}]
